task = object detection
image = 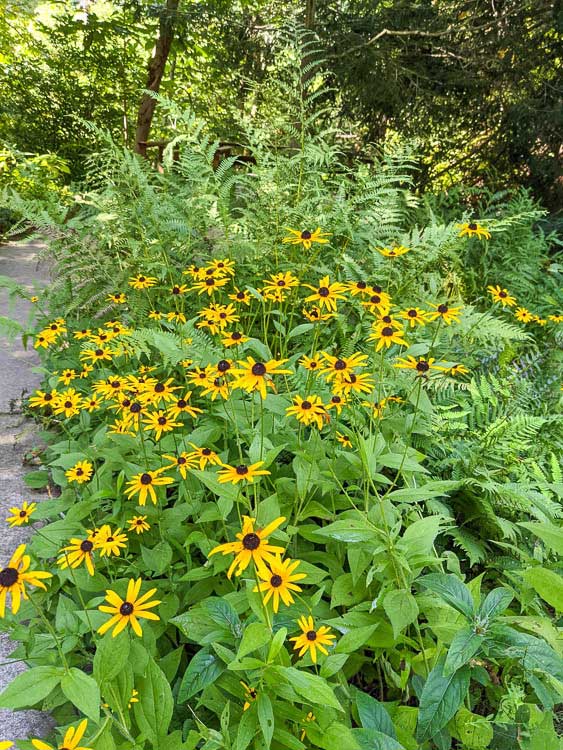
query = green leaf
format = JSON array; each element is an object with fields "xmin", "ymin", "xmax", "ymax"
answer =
[
  {"xmin": 523, "ymin": 567, "xmax": 563, "ymax": 612},
  {"xmin": 519, "ymin": 522, "xmax": 563, "ymax": 555},
  {"xmin": 203, "ymin": 597, "xmax": 242, "ymax": 637},
  {"xmin": 419, "ymin": 574, "xmax": 474, "ymax": 619},
  {"xmin": 306, "ymin": 723, "xmax": 361, "ymax": 749},
  {"xmin": 416, "ymin": 662, "xmax": 470, "ymax": 742},
  {"xmin": 271, "ymin": 666, "xmax": 343, "ymax": 711},
  {"xmin": 141, "ymin": 540, "xmax": 173, "ymax": 575},
  {"xmin": 356, "ymin": 691, "xmax": 396, "ymax": 738},
  {"xmin": 177, "ymin": 649, "xmax": 224, "ymax": 701},
  {"xmin": 335, "ymin": 625, "xmax": 377, "ymax": 654},
  {"xmin": 382, "ymin": 590, "xmax": 419, "ymax": 639},
  {"xmin": 61, "ymin": 668, "xmax": 100, "ymax": 722},
  {"xmin": 94, "ymin": 629, "xmax": 130, "ymax": 685},
  {"xmin": 237, "ymin": 622, "xmax": 271, "ymax": 659},
  {"xmin": 315, "ymin": 518, "xmax": 378, "ymax": 543},
  {"xmin": 443, "ymin": 627, "xmax": 484, "ymax": 676},
  {"xmin": 477, "ymin": 587, "xmax": 513, "ymax": 621},
  {"xmin": 450, "ymin": 707, "xmax": 493, "ymax": 748},
  {"xmin": 268, "ymin": 627, "xmax": 288, "ymax": 662},
  {"xmin": 134, "ymin": 658, "xmax": 174, "ymax": 743},
  {"xmin": 354, "ymin": 729, "xmax": 405, "ymax": 750},
  {"xmin": 0, "ymin": 666, "xmax": 63, "ymax": 708},
  {"xmin": 257, "ymin": 692, "xmax": 274, "ymax": 748}
]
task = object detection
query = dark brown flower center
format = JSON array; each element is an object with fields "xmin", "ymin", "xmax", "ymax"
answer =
[
  {"xmin": 231, "ymin": 332, "xmax": 242, "ymax": 340},
  {"xmin": 80, "ymin": 540, "xmax": 94, "ymax": 552},
  {"xmin": 172, "ymin": 286, "xmax": 180, "ymax": 294},
  {"xmin": 356, "ymin": 281, "xmax": 367, "ymax": 289},
  {"xmin": 371, "ymin": 285, "xmax": 382, "ymax": 293},
  {"xmin": 177, "ymin": 399, "xmax": 187, "ymax": 408},
  {"xmin": 347, "ymin": 373, "xmax": 357, "ymax": 383},
  {"xmin": 139, "ymin": 276, "xmax": 146, "ymax": 282},
  {"xmin": 157, "ymin": 417, "xmax": 167, "ymax": 425},
  {"xmin": 154, "ymin": 383, "xmax": 165, "ymax": 393},
  {"xmin": 331, "ymin": 396, "xmax": 341, "ymax": 404},
  {"xmin": 370, "ymin": 295, "xmax": 381, "ymax": 304},
  {"xmin": 64, "ymin": 401, "xmax": 72, "ymax": 408},
  {"xmin": 121, "ymin": 399, "xmax": 131, "ymax": 407},
  {"xmin": 178, "ymin": 457, "xmax": 187, "ymax": 464},
  {"xmin": 140, "ymin": 473, "xmax": 153, "ymax": 485},
  {"xmin": 277, "ymin": 280, "xmax": 286, "ymax": 286},
  {"xmin": 309, "ymin": 361, "xmax": 317, "ymax": 368},
  {"xmin": 120, "ymin": 602, "xmax": 134, "ymax": 616},
  {"xmin": 0, "ymin": 567, "xmax": 18, "ymax": 587},
  {"xmin": 306, "ymin": 630, "xmax": 317, "ymax": 641},
  {"xmin": 130, "ymin": 403, "xmax": 141, "ymax": 413},
  {"xmin": 242, "ymin": 532, "xmax": 260, "ymax": 550},
  {"xmin": 301, "ymin": 230, "xmax": 312, "ymax": 239},
  {"xmin": 95, "ymin": 349, "xmax": 103, "ymax": 356},
  {"xmin": 468, "ymin": 223, "xmax": 478, "ymax": 231},
  {"xmin": 270, "ymin": 574, "xmax": 283, "ymax": 587},
  {"xmin": 407, "ymin": 309, "xmax": 417, "ymax": 317},
  {"xmin": 106, "ymin": 537, "xmax": 114, "ymax": 542},
  {"xmin": 111, "ymin": 381, "xmax": 120, "ymax": 388},
  {"xmin": 76, "ymin": 468, "xmax": 84, "ymax": 476},
  {"xmin": 44, "ymin": 394, "xmax": 53, "ymax": 401},
  {"xmin": 236, "ymin": 292, "xmax": 245, "ymax": 299},
  {"xmin": 217, "ymin": 360, "xmax": 230, "ymax": 372},
  {"xmin": 219, "ymin": 312, "xmax": 227, "ymax": 319},
  {"xmin": 381, "ymin": 326, "xmax": 394, "ymax": 336},
  {"xmin": 416, "ymin": 361, "xmax": 430, "ymax": 372},
  {"xmin": 251, "ymin": 362, "xmax": 267, "ymax": 376},
  {"xmin": 318, "ymin": 286, "xmax": 330, "ymax": 297},
  {"xmin": 236, "ymin": 465, "xmax": 249, "ymax": 475},
  {"xmin": 437, "ymin": 304, "xmax": 448, "ymax": 313},
  {"xmin": 499, "ymin": 291, "xmax": 507, "ymax": 298},
  {"xmin": 205, "ymin": 278, "xmax": 215, "ymax": 286},
  {"xmin": 202, "ymin": 448, "xmax": 211, "ymax": 456},
  {"xmin": 301, "ymin": 400, "xmax": 312, "ymax": 409},
  {"xmin": 19, "ymin": 510, "xmax": 27, "ymax": 517},
  {"xmin": 334, "ymin": 359, "xmax": 347, "ymax": 370}
]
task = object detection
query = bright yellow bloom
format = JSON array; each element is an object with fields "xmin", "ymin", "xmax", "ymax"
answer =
[
  {"xmin": 208, "ymin": 258, "xmax": 236, "ymax": 277},
  {"xmin": 253, "ymin": 556, "xmax": 306, "ymax": 612},
  {"xmin": 303, "ymin": 276, "xmax": 347, "ymax": 312},
  {"xmin": 65, "ymin": 460, "xmax": 93, "ymax": 484},
  {"xmin": 138, "ymin": 377, "xmax": 179, "ymax": 407},
  {"xmin": 230, "ymin": 357, "xmax": 292, "ymax": 399},
  {"xmin": 58, "ymin": 534, "xmax": 97, "ymax": 576},
  {"xmin": 457, "ymin": 222, "xmax": 491, "ymax": 240},
  {"xmin": 487, "ymin": 285, "xmax": 516, "ymax": 307},
  {"xmin": 82, "ymin": 395, "xmax": 102, "ymax": 412},
  {"xmin": 142, "ymin": 409, "xmax": 182, "ymax": 440},
  {"xmin": 367, "ymin": 325, "xmax": 409, "ymax": 351},
  {"xmin": 427, "ymin": 302, "xmax": 462, "ymax": 324},
  {"xmin": 241, "ymin": 681, "xmax": 258, "ymax": 711},
  {"xmin": 400, "ymin": 307, "xmax": 429, "ymax": 327},
  {"xmin": 282, "ymin": 227, "xmax": 331, "ymax": 250},
  {"xmin": 548, "ymin": 314, "xmax": 563, "ymax": 323},
  {"xmin": 127, "ymin": 515, "xmax": 150, "ymax": 534},
  {"xmin": 31, "ymin": 718, "xmax": 91, "ymax": 750},
  {"xmin": 345, "ymin": 280, "xmax": 372, "ymax": 297},
  {"xmin": 222, "ymin": 331, "xmax": 250, "ymax": 347},
  {"xmin": 209, "ymin": 515, "xmax": 285, "ymax": 578},
  {"xmin": 170, "ymin": 283, "xmax": 189, "ymax": 296},
  {"xmin": 336, "ymin": 432, "xmax": 352, "ymax": 448},
  {"xmin": 34, "ymin": 330, "xmax": 57, "ymax": 349},
  {"xmin": 445, "ymin": 364, "xmax": 470, "ymax": 376},
  {"xmin": 73, "ymin": 328, "xmax": 92, "ymax": 340},
  {"xmin": 0, "ymin": 545, "xmax": 52, "ymax": 618},
  {"xmin": 107, "ymin": 292, "xmax": 127, "ymax": 304},
  {"xmin": 28, "ymin": 389, "xmax": 57, "ymax": 409},
  {"xmin": 376, "ymin": 245, "xmax": 410, "ymax": 257},
  {"xmin": 52, "ymin": 388, "xmax": 83, "ymax": 418},
  {"xmin": 394, "ymin": 356, "xmax": 441, "ymax": 375},
  {"xmin": 57, "ymin": 368, "xmax": 78, "ymax": 386},
  {"xmin": 6, "ymin": 501, "xmax": 37, "ymax": 527},
  {"xmin": 229, "ymin": 288, "xmax": 252, "ymax": 305},
  {"xmin": 320, "ymin": 352, "xmax": 368, "ymax": 382},
  {"xmin": 218, "ymin": 461, "xmax": 271, "ymax": 484},
  {"xmin": 325, "ymin": 393, "xmax": 348, "ymax": 414},
  {"xmin": 190, "ymin": 276, "xmax": 230, "ymax": 295},
  {"xmin": 514, "ymin": 307, "xmax": 534, "ymax": 323},
  {"xmin": 187, "ymin": 445, "xmax": 222, "ymax": 469},
  {"xmin": 299, "ymin": 353, "xmax": 323, "ymax": 371},
  {"xmin": 262, "ymin": 271, "xmax": 300, "ymax": 294},
  {"xmin": 162, "ymin": 452, "xmax": 198, "ymax": 478},
  {"xmin": 289, "ymin": 616, "xmax": 336, "ymax": 663},
  {"xmin": 332, "ymin": 371, "xmax": 375, "ymax": 396},
  {"xmin": 80, "ymin": 347, "xmax": 114, "ymax": 364},
  {"xmin": 98, "ymin": 578, "xmax": 160, "ymax": 638},
  {"xmin": 303, "ymin": 306, "xmax": 335, "ymax": 322},
  {"xmin": 129, "ymin": 274, "xmax": 157, "ymax": 289},
  {"xmin": 94, "ymin": 525, "xmax": 128, "ymax": 557},
  {"xmin": 124, "ymin": 469, "xmax": 174, "ymax": 506},
  {"xmin": 286, "ymin": 395, "xmax": 327, "ymax": 430},
  {"xmin": 360, "ymin": 290, "xmax": 392, "ymax": 315}
]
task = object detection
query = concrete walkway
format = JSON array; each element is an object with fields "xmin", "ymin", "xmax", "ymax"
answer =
[{"xmin": 0, "ymin": 241, "xmax": 53, "ymax": 742}]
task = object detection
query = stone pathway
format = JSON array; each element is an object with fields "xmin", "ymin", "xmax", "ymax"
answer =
[{"xmin": 0, "ymin": 241, "xmax": 54, "ymax": 742}]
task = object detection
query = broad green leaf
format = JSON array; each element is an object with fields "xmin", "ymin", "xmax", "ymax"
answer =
[
  {"xmin": 93, "ymin": 629, "xmax": 130, "ymax": 685},
  {"xmin": 443, "ymin": 627, "xmax": 484, "ymax": 676},
  {"xmin": 419, "ymin": 573, "xmax": 474, "ymax": 619},
  {"xmin": 519, "ymin": 522, "xmax": 563, "ymax": 555},
  {"xmin": 267, "ymin": 627, "xmax": 287, "ymax": 662},
  {"xmin": 335, "ymin": 625, "xmax": 378, "ymax": 654},
  {"xmin": 257, "ymin": 692, "xmax": 274, "ymax": 748},
  {"xmin": 238, "ymin": 621, "xmax": 271, "ymax": 659},
  {"xmin": 61, "ymin": 667, "xmax": 100, "ymax": 722},
  {"xmin": 141, "ymin": 540, "xmax": 173, "ymax": 575},
  {"xmin": 356, "ymin": 690, "xmax": 397, "ymax": 738},
  {"xmin": 271, "ymin": 666, "xmax": 343, "ymax": 711},
  {"xmin": 306, "ymin": 722, "xmax": 361, "ymax": 749},
  {"xmin": 382, "ymin": 590, "xmax": 419, "ymax": 639},
  {"xmin": 203, "ymin": 597, "xmax": 242, "ymax": 636},
  {"xmin": 134, "ymin": 658, "xmax": 174, "ymax": 743},
  {"xmin": 477, "ymin": 588, "xmax": 513, "ymax": 621},
  {"xmin": 523, "ymin": 567, "xmax": 563, "ymax": 612},
  {"xmin": 416, "ymin": 662, "xmax": 470, "ymax": 742},
  {"xmin": 354, "ymin": 729, "xmax": 405, "ymax": 749},
  {"xmin": 315, "ymin": 518, "xmax": 379, "ymax": 544},
  {"xmin": 489, "ymin": 625, "xmax": 563, "ymax": 681},
  {"xmin": 450, "ymin": 707, "xmax": 494, "ymax": 748},
  {"xmin": 177, "ymin": 649, "xmax": 224, "ymax": 701},
  {"xmin": 0, "ymin": 666, "xmax": 63, "ymax": 708}
]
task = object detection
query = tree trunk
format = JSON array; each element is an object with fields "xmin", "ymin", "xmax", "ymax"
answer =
[{"xmin": 134, "ymin": 0, "xmax": 180, "ymax": 157}]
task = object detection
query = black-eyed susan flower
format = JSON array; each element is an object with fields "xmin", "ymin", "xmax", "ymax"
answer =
[
  {"xmin": 80, "ymin": 347, "xmax": 114, "ymax": 364},
  {"xmin": 282, "ymin": 227, "xmax": 331, "ymax": 250},
  {"xmin": 303, "ymin": 276, "xmax": 347, "ymax": 312},
  {"xmin": 326, "ymin": 393, "xmax": 348, "ymax": 414},
  {"xmin": 124, "ymin": 469, "xmax": 173, "ymax": 506},
  {"xmin": 262, "ymin": 271, "xmax": 300, "ymax": 295},
  {"xmin": 303, "ymin": 306, "xmax": 334, "ymax": 322},
  {"xmin": 289, "ymin": 616, "xmax": 336, "ymax": 663},
  {"xmin": 241, "ymin": 681, "xmax": 258, "ymax": 711},
  {"xmin": 286, "ymin": 395, "xmax": 327, "ymax": 430},
  {"xmin": 222, "ymin": 331, "xmax": 249, "ymax": 347},
  {"xmin": 28, "ymin": 389, "xmax": 57, "ymax": 409},
  {"xmin": 170, "ymin": 283, "xmax": 189, "ymax": 296},
  {"xmin": 427, "ymin": 302, "xmax": 462, "ymax": 325},
  {"xmin": 31, "ymin": 718, "xmax": 91, "ymax": 750},
  {"xmin": 457, "ymin": 222, "xmax": 491, "ymax": 240},
  {"xmin": 208, "ymin": 515, "xmax": 285, "ymax": 578},
  {"xmin": 58, "ymin": 533, "xmax": 97, "ymax": 576},
  {"xmin": 400, "ymin": 307, "xmax": 429, "ymax": 328},
  {"xmin": 93, "ymin": 376, "xmax": 125, "ymax": 400},
  {"xmin": 209, "ymin": 258, "xmax": 236, "ymax": 277},
  {"xmin": 95, "ymin": 525, "xmax": 128, "ymax": 557},
  {"xmin": 139, "ymin": 377, "xmax": 180, "ymax": 407},
  {"xmin": 345, "ymin": 280, "xmax": 371, "ymax": 297},
  {"xmin": 360, "ymin": 291, "xmax": 392, "ymax": 315},
  {"xmin": 201, "ymin": 376, "xmax": 230, "ymax": 400},
  {"xmin": 142, "ymin": 409, "xmax": 182, "ymax": 441},
  {"xmin": 253, "ymin": 556, "xmax": 306, "ymax": 612},
  {"xmin": 514, "ymin": 307, "xmax": 533, "ymax": 323},
  {"xmin": 299, "ymin": 353, "xmax": 323, "ymax": 371},
  {"xmin": 6, "ymin": 501, "xmax": 37, "ymax": 527},
  {"xmin": 0, "ymin": 544, "xmax": 52, "ymax": 617},
  {"xmin": 52, "ymin": 388, "xmax": 83, "ymax": 418},
  {"xmin": 73, "ymin": 328, "xmax": 91, "ymax": 340},
  {"xmin": 34, "ymin": 330, "xmax": 57, "ymax": 349},
  {"xmin": 166, "ymin": 310, "xmax": 186, "ymax": 324},
  {"xmin": 229, "ymin": 288, "xmax": 251, "ymax": 305},
  {"xmin": 376, "ymin": 245, "xmax": 410, "ymax": 257},
  {"xmin": 394, "ymin": 355, "xmax": 441, "ymax": 375},
  {"xmin": 191, "ymin": 276, "xmax": 230, "ymax": 296},
  {"xmin": 127, "ymin": 515, "xmax": 150, "ymax": 534},
  {"xmin": 82, "ymin": 395, "xmax": 102, "ymax": 413},
  {"xmin": 320, "ymin": 352, "xmax": 368, "ymax": 382},
  {"xmin": 218, "ymin": 461, "xmax": 270, "ymax": 485},
  {"xmin": 533, "ymin": 315, "xmax": 547, "ymax": 326},
  {"xmin": 65, "ymin": 460, "xmax": 93, "ymax": 484},
  {"xmin": 445, "ymin": 364, "xmax": 470, "ymax": 376},
  {"xmin": 336, "ymin": 432, "xmax": 352, "ymax": 448},
  {"xmin": 187, "ymin": 445, "xmax": 222, "ymax": 469},
  {"xmin": 57, "ymin": 368, "xmax": 78, "ymax": 386},
  {"xmin": 129, "ymin": 274, "xmax": 157, "ymax": 290},
  {"xmin": 30, "ymin": 295, "xmax": 39, "ymax": 303},
  {"xmin": 487, "ymin": 285, "xmax": 516, "ymax": 307},
  {"xmin": 332, "ymin": 371, "xmax": 375, "ymax": 396},
  {"xmin": 107, "ymin": 292, "xmax": 127, "ymax": 304},
  {"xmin": 374, "ymin": 312, "xmax": 402, "ymax": 330},
  {"xmin": 186, "ymin": 365, "xmax": 216, "ymax": 388},
  {"xmin": 148, "ymin": 310, "xmax": 163, "ymax": 321},
  {"xmin": 162, "ymin": 452, "xmax": 197, "ymax": 479},
  {"xmin": 367, "ymin": 325, "xmax": 409, "ymax": 351},
  {"xmin": 230, "ymin": 356, "xmax": 291, "ymax": 399},
  {"xmin": 548, "ymin": 314, "xmax": 563, "ymax": 323},
  {"xmin": 183, "ymin": 264, "xmax": 205, "ymax": 280},
  {"xmin": 98, "ymin": 578, "xmax": 160, "ymax": 638}
]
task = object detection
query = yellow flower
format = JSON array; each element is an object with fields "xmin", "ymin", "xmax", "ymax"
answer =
[
  {"xmin": 320, "ymin": 352, "xmax": 368, "ymax": 382},
  {"xmin": 427, "ymin": 302, "xmax": 462, "ymax": 324},
  {"xmin": 128, "ymin": 688, "xmax": 140, "ymax": 709},
  {"xmin": 127, "ymin": 515, "xmax": 150, "ymax": 534},
  {"xmin": 34, "ymin": 330, "xmax": 57, "ymax": 349},
  {"xmin": 187, "ymin": 445, "xmax": 222, "ymax": 470},
  {"xmin": 222, "ymin": 331, "xmax": 249, "ymax": 347},
  {"xmin": 548, "ymin": 314, "xmax": 563, "ymax": 323},
  {"xmin": 457, "ymin": 222, "xmax": 491, "ymax": 240},
  {"xmin": 208, "ymin": 515, "xmax": 285, "ymax": 578},
  {"xmin": 367, "ymin": 325, "xmax": 409, "ymax": 351},
  {"xmin": 241, "ymin": 681, "xmax": 258, "ymax": 711},
  {"xmin": 80, "ymin": 347, "xmax": 114, "ymax": 364},
  {"xmin": 230, "ymin": 356, "xmax": 292, "ymax": 399},
  {"xmin": 124, "ymin": 469, "xmax": 174, "ymax": 506},
  {"xmin": 208, "ymin": 258, "xmax": 235, "ymax": 277},
  {"xmin": 58, "ymin": 534, "xmax": 97, "ymax": 576},
  {"xmin": 74, "ymin": 328, "xmax": 92, "ymax": 340},
  {"xmin": 262, "ymin": 271, "xmax": 300, "ymax": 294},
  {"xmin": 282, "ymin": 227, "xmax": 331, "ymax": 249},
  {"xmin": 218, "ymin": 461, "xmax": 271, "ymax": 484},
  {"xmin": 94, "ymin": 525, "xmax": 128, "ymax": 557},
  {"xmin": 190, "ymin": 276, "xmax": 230, "ymax": 295},
  {"xmin": 0, "ymin": 544, "xmax": 52, "ymax": 617},
  {"xmin": 445, "ymin": 364, "xmax": 470, "ymax": 376},
  {"xmin": 303, "ymin": 275, "xmax": 347, "ymax": 312},
  {"xmin": 289, "ymin": 616, "xmax": 336, "ymax": 663},
  {"xmin": 376, "ymin": 245, "xmax": 410, "ymax": 257},
  {"xmin": 336, "ymin": 432, "xmax": 352, "ymax": 448},
  {"xmin": 31, "ymin": 718, "xmax": 91, "ymax": 750},
  {"xmin": 129, "ymin": 274, "xmax": 157, "ymax": 289},
  {"xmin": 30, "ymin": 296, "xmax": 39, "ymax": 303},
  {"xmin": 6, "ymin": 501, "xmax": 37, "ymax": 527},
  {"xmin": 98, "ymin": 578, "xmax": 160, "ymax": 638},
  {"xmin": 299, "ymin": 353, "xmax": 323, "ymax": 372},
  {"xmin": 162, "ymin": 452, "xmax": 197, "ymax": 479},
  {"xmin": 400, "ymin": 307, "xmax": 429, "ymax": 327},
  {"xmin": 28, "ymin": 389, "xmax": 57, "ymax": 409},
  {"xmin": 107, "ymin": 292, "xmax": 127, "ymax": 304},
  {"xmin": 253, "ymin": 556, "xmax": 306, "ymax": 612},
  {"xmin": 286, "ymin": 395, "xmax": 327, "ymax": 430},
  {"xmin": 52, "ymin": 388, "xmax": 83, "ymax": 418},
  {"xmin": 138, "ymin": 377, "xmax": 180, "ymax": 407},
  {"xmin": 170, "ymin": 283, "xmax": 189, "ymax": 296},
  {"xmin": 148, "ymin": 310, "xmax": 163, "ymax": 320},
  {"xmin": 487, "ymin": 285, "xmax": 516, "ymax": 307},
  {"xmin": 82, "ymin": 395, "xmax": 102, "ymax": 412},
  {"xmin": 303, "ymin": 306, "xmax": 335, "ymax": 322},
  {"xmin": 345, "ymin": 280, "xmax": 371, "ymax": 297},
  {"xmin": 142, "ymin": 409, "xmax": 182, "ymax": 440},
  {"xmin": 332, "ymin": 371, "xmax": 375, "ymax": 396},
  {"xmin": 326, "ymin": 394, "xmax": 348, "ymax": 414},
  {"xmin": 514, "ymin": 307, "xmax": 533, "ymax": 323},
  {"xmin": 394, "ymin": 355, "xmax": 441, "ymax": 375},
  {"xmin": 360, "ymin": 290, "xmax": 392, "ymax": 315},
  {"xmin": 57, "ymin": 368, "xmax": 78, "ymax": 386},
  {"xmin": 65, "ymin": 460, "xmax": 93, "ymax": 484},
  {"xmin": 229, "ymin": 288, "xmax": 252, "ymax": 306}
]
